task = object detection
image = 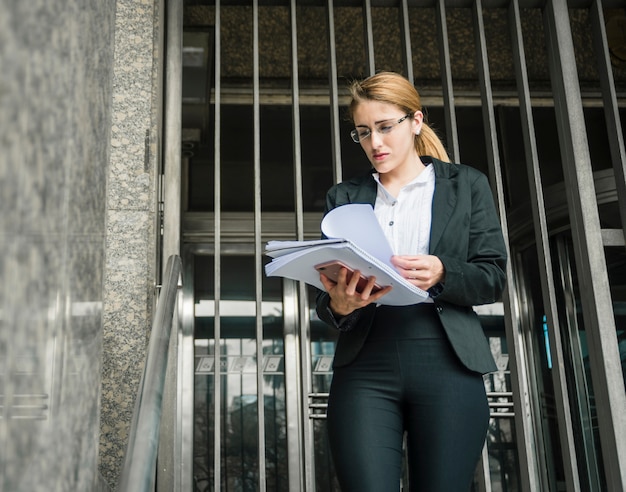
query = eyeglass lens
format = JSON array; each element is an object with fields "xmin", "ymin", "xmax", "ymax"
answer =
[{"xmin": 350, "ymin": 113, "xmax": 411, "ymax": 143}]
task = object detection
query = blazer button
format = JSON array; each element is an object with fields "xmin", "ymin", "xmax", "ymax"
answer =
[{"xmin": 436, "ymin": 305, "xmax": 443, "ymax": 313}]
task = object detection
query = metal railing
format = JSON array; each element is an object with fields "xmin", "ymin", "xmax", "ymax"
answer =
[
  {"xmin": 308, "ymin": 391, "xmax": 515, "ymax": 419},
  {"xmin": 117, "ymin": 255, "xmax": 182, "ymax": 492}
]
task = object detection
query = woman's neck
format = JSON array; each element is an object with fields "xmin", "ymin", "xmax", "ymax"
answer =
[{"xmin": 379, "ymin": 156, "xmax": 426, "ymax": 197}]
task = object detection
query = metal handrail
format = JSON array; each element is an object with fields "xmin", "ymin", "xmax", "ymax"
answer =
[{"xmin": 117, "ymin": 255, "xmax": 182, "ymax": 492}]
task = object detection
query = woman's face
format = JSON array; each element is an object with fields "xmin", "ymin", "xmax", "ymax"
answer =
[{"xmin": 352, "ymin": 100, "xmax": 423, "ymax": 176}]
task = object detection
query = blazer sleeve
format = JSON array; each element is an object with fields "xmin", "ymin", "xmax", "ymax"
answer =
[{"xmin": 433, "ymin": 170, "xmax": 507, "ymax": 307}]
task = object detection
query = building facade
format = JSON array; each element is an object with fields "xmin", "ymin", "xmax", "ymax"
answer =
[{"xmin": 1, "ymin": 0, "xmax": 625, "ymax": 491}]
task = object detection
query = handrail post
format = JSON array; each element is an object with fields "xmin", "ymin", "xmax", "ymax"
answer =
[{"xmin": 117, "ymin": 255, "xmax": 182, "ymax": 492}]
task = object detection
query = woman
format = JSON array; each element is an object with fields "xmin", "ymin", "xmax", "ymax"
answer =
[{"xmin": 316, "ymin": 71, "xmax": 507, "ymax": 491}]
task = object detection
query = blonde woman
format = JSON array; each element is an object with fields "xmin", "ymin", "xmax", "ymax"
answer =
[{"xmin": 316, "ymin": 72, "xmax": 507, "ymax": 491}]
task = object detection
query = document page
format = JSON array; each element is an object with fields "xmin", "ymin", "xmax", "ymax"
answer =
[
  {"xmin": 264, "ymin": 203, "xmax": 429, "ymax": 305},
  {"xmin": 321, "ymin": 203, "xmax": 395, "ymax": 267}
]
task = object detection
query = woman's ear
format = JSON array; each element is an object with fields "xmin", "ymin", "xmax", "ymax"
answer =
[{"xmin": 412, "ymin": 110, "xmax": 424, "ymax": 135}]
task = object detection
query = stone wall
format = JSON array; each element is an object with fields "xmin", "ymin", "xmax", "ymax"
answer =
[{"xmin": 99, "ymin": 0, "xmax": 163, "ymax": 488}]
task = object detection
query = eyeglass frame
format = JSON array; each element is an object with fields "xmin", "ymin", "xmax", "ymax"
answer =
[{"xmin": 350, "ymin": 112, "xmax": 414, "ymax": 143}]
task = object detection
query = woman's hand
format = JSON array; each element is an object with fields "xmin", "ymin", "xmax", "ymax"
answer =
[
  {"xmin": 391, "ymin": 254, "xmax": 445, "ymax": 291},
  {"xmin": 319, "ymin": 267, "xmax": 393, "ymax": 317}
]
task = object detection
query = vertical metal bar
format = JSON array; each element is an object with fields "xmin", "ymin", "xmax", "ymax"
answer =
[
  {"xmin": 326, "ymin": 0, "xmax": 342, "ymax": 185},
  {"xmin": 283, "ymin": 279, "xmax": 303, "ymax": 492},
  {"xmin": 160, "ymin": 0, "xmax": 184, "ymax": 489},
  {"xmin": 435, "ymin": 0, "xmax": 459, "ymax": 162},
  {"xmin": 513, "ymin": 251, "xmax": 549, "ymax": 489},
  {"xmin": 363, "ymin": 0, "xmax": 375, "ymax": 76},
  {"xmin": 174, "ymin": 285, "xmax": 194, "ymax": 492},
  {"xmin": 290, "ymin": 2, "xmax": 304, "ymax": 244},
  {"xmin": 178, "ymin": 250, "xmax": 195, "ymax": 492},
  {"xmin": 251, "ymin": 0, "xmax": 267, "ymax": 490},
  {"xmin": 213, "ymin": 1, "xmax": 222, "ymax": 490},
  {"xmin": 475, "ymin": 444, "xmax": 491, "ymax": 492},
  {"xmin": 471, "ymin": 2, "xmax": 542, "ymax": 490},
  {"xmin": 289, "ymin": 2, "xmax": 315, "ymax": 490},
  {"xmin": 543, "ymin": 0, "xmax": 626, "ymax": 488},
  {"xmin": 508, "ymin": 1, "xmax": 580, "ymax": 490},
  {"xmin": 298, "ymin": 284, "xmax": 313, "ymax": 491},
  {"xmin": 589, "ymin": 0, "xmax": 626, "ymax": 245},
  {"xmin": 163, "ymin": 0, "xmax": 182, "ymax": 263},
  {"xmin": 399, "ymin": 0, "xmax": 413, "ymax": 82},
  {"xmin": 471, "ymin": 0, "xmax": 499, "ymax": 175}
]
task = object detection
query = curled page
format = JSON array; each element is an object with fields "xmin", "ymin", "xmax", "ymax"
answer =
[{"xmin": 321, "ymin": 203, "xmax": 395, "ymax": 267}]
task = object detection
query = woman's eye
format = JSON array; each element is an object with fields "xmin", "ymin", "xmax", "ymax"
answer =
[
  {"xmin": 379, "ymin": 125, "xmax": 393, "ymax": 133},
  {"xmin": 358, "ymin": 130, "xmax": 370, "ymax": 138}
]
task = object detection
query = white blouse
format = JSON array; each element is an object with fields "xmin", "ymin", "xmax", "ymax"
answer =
[{"xmin": 372, "ymin": 163, "xmax": 435, "ymax": 256}]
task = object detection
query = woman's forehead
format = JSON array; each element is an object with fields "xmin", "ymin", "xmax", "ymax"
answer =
[{"xmin": 352, "ymin": 100, "xmax": 403, "ymax": 122}]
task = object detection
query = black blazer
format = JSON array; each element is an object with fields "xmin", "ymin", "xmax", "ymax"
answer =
[{"xmin": 316, "ymin": 157, "xmax": 507, "ymax": 374}]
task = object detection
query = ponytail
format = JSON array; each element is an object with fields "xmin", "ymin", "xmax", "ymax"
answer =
[{"xmin": 415, "ymin": 123, "xmax": 450, "ymax": 162}]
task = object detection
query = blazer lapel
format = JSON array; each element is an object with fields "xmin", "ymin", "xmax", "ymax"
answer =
[
  {"xmin": 429, "ymin": 160, "xmax": 458, "ymax": 253},
  {"xmin": 336, "ymin": 163, "xmax": 457, "ymax": 254},
  {"xmin": 347, "ymin": 173, "xmax": 377, "ymax": 206}
]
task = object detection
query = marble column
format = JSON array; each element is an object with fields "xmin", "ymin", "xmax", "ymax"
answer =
[{"xmin": 99, "ymin": 0, "xmax": 163, "ymax": 488}]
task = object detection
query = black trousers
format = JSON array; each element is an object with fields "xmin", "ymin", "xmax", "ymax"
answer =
[{"xmin": 327, "ymin": 304, "xmax": 490, "ymax": 492}]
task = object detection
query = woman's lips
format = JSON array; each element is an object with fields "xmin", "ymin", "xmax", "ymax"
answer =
[{"xmin": 373, "ymin": 153, "xmax": 388, "ymax": 161}]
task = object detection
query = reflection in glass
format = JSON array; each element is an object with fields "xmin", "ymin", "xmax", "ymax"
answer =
[
  {"xmin": 192, "ymin": 255, "xmax": 288, "ymax": 491},
  {"xmin": 194, "ymin": 313, "xmax": 288, "ymax": 491},
  {"xmin": 308, "ymin": 285, "xmax": 340, "ymax": 490},
  {"xmin": 482, "ymin": 322, "xmax": 521, "ymax": 492}
]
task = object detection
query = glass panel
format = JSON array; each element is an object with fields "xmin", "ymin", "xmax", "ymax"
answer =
[
  {"xmin": 187, "ymin": 104, "xmax": 255, "ymax": 212},
  {"xmin": 532, "ymin": 107, "xmax": 565, "ymax": 188},
  {"xmin": 261, "ymin": 106, "xmax": 294, "ymax": 212},
  {"xmin": 457, "ymin": 106, "xmax": 488, "ymax": 174},
  {"xmin": 517, "ymin": 246, "xmax": 566, "ymax": 490},
  {"xmin": 495, "ymin": 106, "xmax": 616, "ymax": 211},
  {"xmin": 303, "ymin": 105, "xmax": 338, "ymax": 212},
  {"xmin": 307, "ymin": 285, "xmax": 340, "ymax": 491},
  {"xmin": 552, "ymin": 237, "xmax": 604, "ymax": 490},
  {"xmin": 584, "ymin": 107, "xmax": 613, "ymax": 173},
  {"xmin": 192, "ymin": 255, "xmax": 288, "ymax": 492},
  {"xmin": 183, "ymin": 31, "xmax": 212, "ymax": 105},
  {"xmin": 189, "ymin": 104, "xmax": 360, "ymax": 213},
  {"xmin": 606, "ymin": 246, "xmax": 626, "ymax": 390},
  {"xmin": 478, "ymin": 304, "xmax": 522, "ymax": 492}
]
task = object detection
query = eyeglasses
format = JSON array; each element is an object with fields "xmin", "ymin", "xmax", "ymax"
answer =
[{"xmin": 350, "ymin": 113, "xmax": 413, "ymax": 143}]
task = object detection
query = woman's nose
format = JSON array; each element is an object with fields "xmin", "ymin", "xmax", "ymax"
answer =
[{"xmin": 369, "ymin": 130, "xmax": 383, "ymax": 147}]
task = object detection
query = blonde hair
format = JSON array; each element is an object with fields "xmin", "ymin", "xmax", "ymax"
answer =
[{"xmin": 348, "ymin": 72, "xmax": 450, "ymax": 162}]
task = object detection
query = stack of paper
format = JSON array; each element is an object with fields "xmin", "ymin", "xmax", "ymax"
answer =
[{"xmin": 264, "ymin": 203, "xmax": 428, "ymax": 306}]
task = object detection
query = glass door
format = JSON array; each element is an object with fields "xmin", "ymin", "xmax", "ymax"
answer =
[
  {"xmin": 187, "ymin": 247, "xmax": 340, "ymax": 492},
  {"xmin": 305, "ymin": 284, "xmax": 340, "ymax": 490},
  {"xmin": 189, "ymin": 250, "xmax": 290, "ymax": 491}
]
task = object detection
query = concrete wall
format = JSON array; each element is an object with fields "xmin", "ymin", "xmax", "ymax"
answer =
[
  {"xmin": 0, "ymin": 1, "xmax": 117, "ymax": 491},
  {"xmin": 0, "ymin": 0, "xmax": 163, "ymax": 489}
]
